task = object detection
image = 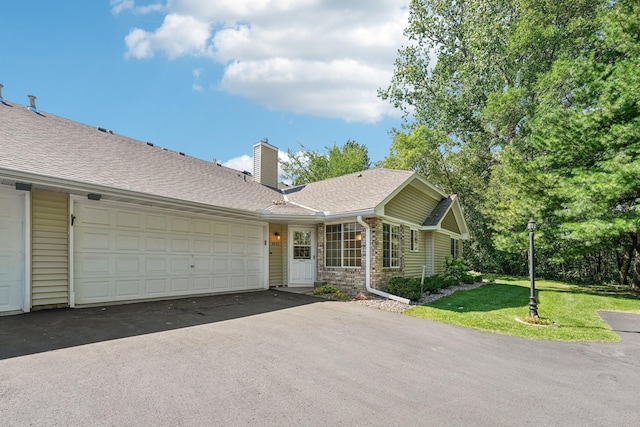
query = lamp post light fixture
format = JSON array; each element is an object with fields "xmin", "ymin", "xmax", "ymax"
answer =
[{"xmin": 527, "ymin": 219, "xmax": 538, "ymax": 317}]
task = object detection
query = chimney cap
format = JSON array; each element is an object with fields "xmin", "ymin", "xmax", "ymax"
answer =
[{"xmin": 27, "ymin": 94, "xmax": 37, "ymax": 112}]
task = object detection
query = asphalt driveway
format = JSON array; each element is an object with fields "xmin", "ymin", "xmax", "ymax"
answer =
[{"xmin": 1, "ymin": 291, "xmax": 639, "ymax": 426}]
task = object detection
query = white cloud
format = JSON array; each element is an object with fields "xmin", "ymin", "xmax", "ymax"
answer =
[
  {"xmin": 222, "ymin": 154, "xmax": 253, "ymax": 173},
  {"xmin": 111, "ymin": 0, "xmax": 163, "ymax": 15},
  {"xmin": 121, "ymin": 0, "xmax": 410, "ymax": 122},
  {"xmin": 126, "ymin": 14, "xmax": 211, "ymax": 60},
  {"xmin": 222, "ymin": 150, "xmax": 291, "ymax": 175},
  {"xmin": 111, "ymin": 0, "xmax": 134, "ymax": 15}
]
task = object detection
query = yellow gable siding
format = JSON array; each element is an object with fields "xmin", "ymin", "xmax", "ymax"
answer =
[
  {"xmin": 385, "ymin": 183, "xmax": 439, "ymax": 225},
  {"xmin": 31, "ymin": 190, "xmax": 69, "ymax": 308},
  {"xmin": 441, "ymin": 209, "xmax": 460, "ymax": 234}
]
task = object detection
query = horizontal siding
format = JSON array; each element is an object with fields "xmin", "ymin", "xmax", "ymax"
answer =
[
  {"xmin": 31, "ymin": 190, "xmax": 69, "ymax": 308},
  {"xmin": 424, "ymin": 232, "xmax": 434, "ymax": 276},
  {"xmin": 269, "ymin": 223, "xmax": 284, "ymax": 286},
  {"xmin": 404, "ymin": 228, "xmax": 426, "ymax": 278},
  {"xmin": 385, "ymin": 182, "xmax": 439, "ymax": 225},
  {"xmin": 441, "ymin": 210, "xmax": 461, "ymax": 234},
  {"xmin": 433, "ymin": 232, "xmax": 451, "ymax": 275}
]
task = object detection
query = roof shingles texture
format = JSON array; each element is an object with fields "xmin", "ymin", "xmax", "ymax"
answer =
[
  {"xmin": 284, "ymin": 169, "xmax": 414, "ymax": 213},
  {"xmin": 0, "ymin": 100, "xmax": 284, "ymax": 213}
]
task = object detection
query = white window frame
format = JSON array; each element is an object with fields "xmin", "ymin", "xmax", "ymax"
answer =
[
  {"xmin": 410, "ymin": 228, "xmax": 419, "ymax": 252},
  {"xmin": 324, "ymin": 222, "xmax": 362, "ymax": 268},
  {"xmin": 450, "ymin": 238, "xmax": 459, "ymax": 257},
  {"xmin": 383, "ymin": 222, "xmax": 401, "ymax": 268}
]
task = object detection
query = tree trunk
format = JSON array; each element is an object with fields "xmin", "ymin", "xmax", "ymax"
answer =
[
  {"xmin": 631, "ymin": 232, "xmax": 640, "ymax": 291},
  {"xmin": 619, "ymin": 232, "xmax": 635, "ymax": 286}
]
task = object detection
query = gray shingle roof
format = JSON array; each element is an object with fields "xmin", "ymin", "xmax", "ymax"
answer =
[
  {"xmin": 0, "ymin": 100, "xmax": 286, "ymax": 213},
  {"xmin": 422, "ymin": 196, "xmax": 454, "ymax": 226},
  {"xmin": 284, "ymin": 168, "xmax": 415, "ymax": 213}
]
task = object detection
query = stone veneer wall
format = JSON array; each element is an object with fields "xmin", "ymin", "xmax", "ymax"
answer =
[
  {"xmin": 316, "ymin": 218, "xmax": 406, "ymax": 296},
  {"xmin": 370, "ymin": 218, "xmax": 404, "ymax": 291}
]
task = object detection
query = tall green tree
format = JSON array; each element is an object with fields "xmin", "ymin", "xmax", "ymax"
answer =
[
  {"xmin": 492, "ymin": 0, "xmax": 640, "ymax": 287},
  {"xmin": 280, "ymin": 140, "xmax": 370, "ymax": 185},
  {"xmin": 379, "ymin": 0, "xmax": 609, "ymax": 277}
]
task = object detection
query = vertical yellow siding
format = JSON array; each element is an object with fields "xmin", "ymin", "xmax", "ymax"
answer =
[
  {"xmin": 31, "ymin": 190, "xmax": 69, "ymax": 308},
  {"xmin": 433, "ymin": 232, "xmax": 451, "ymax": 275},
  {"xmin": 441, "ymin": 210, "xmax": 460, "ymax": 234},
  {"xmin": 268, "ymin": 223, "xmax": 284, "ymax": 286},
  {"xmin": 253, "ymin": 143, "xmax": 278, "ymax": 188},
  {"xmin": 384, "ymin": 182, "xmax": 439, "ymax": 225}
]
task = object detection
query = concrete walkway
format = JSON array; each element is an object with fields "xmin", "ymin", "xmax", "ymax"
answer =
[{"xmin": 1, "ymin": 292, "xmax": 639, "ymax": 426}]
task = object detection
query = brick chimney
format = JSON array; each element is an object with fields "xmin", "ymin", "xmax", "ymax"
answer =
[{"xmin": 253, "ymin": 139, "xmax": 278, "ymax": 188}]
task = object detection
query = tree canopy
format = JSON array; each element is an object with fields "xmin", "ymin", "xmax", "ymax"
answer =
[
  {"xmin": 380, "ymin": 0, "xmax": 640, "ymax": 286},
  {"xmin": 280, "ymin": 140, "xmax": 371, "ymax": 186}
]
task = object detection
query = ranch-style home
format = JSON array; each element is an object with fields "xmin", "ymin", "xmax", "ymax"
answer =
[{"xmin": 0, "ymin": 92, "xmax": 468, "ymax": 315}]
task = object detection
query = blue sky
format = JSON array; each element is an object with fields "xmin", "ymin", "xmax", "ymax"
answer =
[{"xmin": 2, "ymin": 1, "xmax": 410, "ymax": 173}]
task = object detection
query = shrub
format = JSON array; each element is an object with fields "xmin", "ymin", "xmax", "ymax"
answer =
[
  {"xmin": 313, "ymin": 284, "xmax": 340, "ymax": 295},
  {"xmin": 443, "ymin": 256, "xmax": 470, "ymax": 284},
  {"xmin": 332, "ymin": 291, "xmax": 349, "ymax": 301},
  {"xmin": 422, "ymin": 275, "xmax": 445, "ymax": 292},
  {"xmin": 462, "ymin": 273, "xmax": 475, "ymax": 284},
  {"xmin": 385, "ymin": 276, "xmax": 423, "ymax": 302}
]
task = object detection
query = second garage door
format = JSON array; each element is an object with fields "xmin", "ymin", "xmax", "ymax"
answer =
[{"xmin": 73, "ymin": 200, "xmax": 266, "ymax": 305}]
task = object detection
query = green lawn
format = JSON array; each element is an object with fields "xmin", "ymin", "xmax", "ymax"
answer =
[{"xmin": 404, "ymin": 276, "xmax": 640, "ymax": 341}]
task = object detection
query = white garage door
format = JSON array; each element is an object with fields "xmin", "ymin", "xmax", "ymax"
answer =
[
  {"xmin": 0, "ymin": 189, "xmax": 25, "ymax": 313},
  {"xmin": 73, "ymin": 201, "xmax": 266, "ymax": 305}
]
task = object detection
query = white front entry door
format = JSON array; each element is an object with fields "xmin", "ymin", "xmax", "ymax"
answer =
[
  {"xmin": 289, "ymin": 227, "xmax": 315, "ymax": 286},
  {"xmin": 0, "ymin": 189, "xmax": 25, "ymax": 313}
]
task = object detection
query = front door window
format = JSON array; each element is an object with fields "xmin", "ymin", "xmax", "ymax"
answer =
[{"xmin": 293, "ymin": 231, "xmax": 312, "ymax": 259}]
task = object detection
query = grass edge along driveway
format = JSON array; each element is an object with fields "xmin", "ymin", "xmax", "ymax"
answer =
[{"xmin": 404, "ymin": 276, "xmax": 640, "ymax": 342}]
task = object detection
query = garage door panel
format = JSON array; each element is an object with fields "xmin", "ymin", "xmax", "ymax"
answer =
[
  {"xmin": 77, "ymin": 205, "xmax": 111, "ymax": 226},
  {"xmin": 76, "ymin": 230, "xmax": 110, "ymax": 250},
  {"xmin": 116, "ymin": 234, "xmax": 141, "ymax": 251},
  {"xmin": 146, "ymin": 258, "xmax": 168, "ymax": 273},
  {"xmin": 214, "ymin": 223, "xmax": 229, "ymax": 236},
  {"xmin": 213, "ymin": 276, "xmax": 229, "ymax": 290},
  {"xmin": 170, "ymin": 277, "xmax": 190, "ymax": 292},
  {"xmin": 194, "ymin": 277, "xmax": 211, "ymax": 291},
  {"xmin": 77, "ymin": 255, "xmax": 110, "ymax": 275},
  {"xmin": 194, "ymin": 239, "xmax": 211, "ymax": 253},
  {"xmin": 77, "ymin": 280, "xmax": 110, "ymax": 300},
  {"xmin": 146, "ymin": 278, "xmax": 168, "ymax": 294},
  {"xmin": 116, "ymin": 280, "xmax": 141, "ymax": 297},
  {"xmin": 213, "ymin": 240, "xmax": 229, "ymax": 254},
  {"xmin": 193, "ymin": 257, "xmax": 211, "ymax": 272},
  {"xmin": 116, "ymin": 211, "xmax": 142, "ymax": 229},
  {"xmin": 213, "ymin": 259, "xmax": 228, "ymax": 272},
  {"xmin": 171, "ymin": 237, "xmax": 190, "ymax": 252},
  {"xmin": 171, "ymin": 218, "xmax": 190, "ymax": 233},
  {"xmin": 146, "ymin": 236, "xmax": 167, "ymax": 251},
  {"xmin": 74, "ymin": 202, "xmax": 265, "ymax": 304},
  {"xmin": 116, "ymin": 256, "xmax": 141, "ymax": 274},
  {"xmin": 145, "ymin": 214, "xmax": 167, "ymax": 231},
  {"xmin": 230, "ymin": 242, "xmax": 244, "ymax": 254},
  {"xmin": 193, "ymin": 220, "xmax": 211, "ymax": 235}
]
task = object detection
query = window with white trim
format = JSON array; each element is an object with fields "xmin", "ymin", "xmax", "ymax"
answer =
[
  {"xmin": 450, "ymin": 238, "xmax": 459, "ymax": 257},
  {"xmin": 410, "ymin": 229, "xmax": 419, "ymax": 252},
  {"xmin": 325, "ymin": 222, "xmax": 362, "ymax": 267},
  {"xmin": 383, "ymin": 223, "xmax": 400, "ymax": 268}
]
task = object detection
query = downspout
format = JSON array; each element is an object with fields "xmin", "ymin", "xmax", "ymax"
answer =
[{"xmin": 357, "ymin": 216, "xmax": 410, "ymax": 304}]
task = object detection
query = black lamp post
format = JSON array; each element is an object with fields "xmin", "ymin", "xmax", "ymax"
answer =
[{"xmin": 527, "ymin": 219, "xmax": 538, "ymax": 317}]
